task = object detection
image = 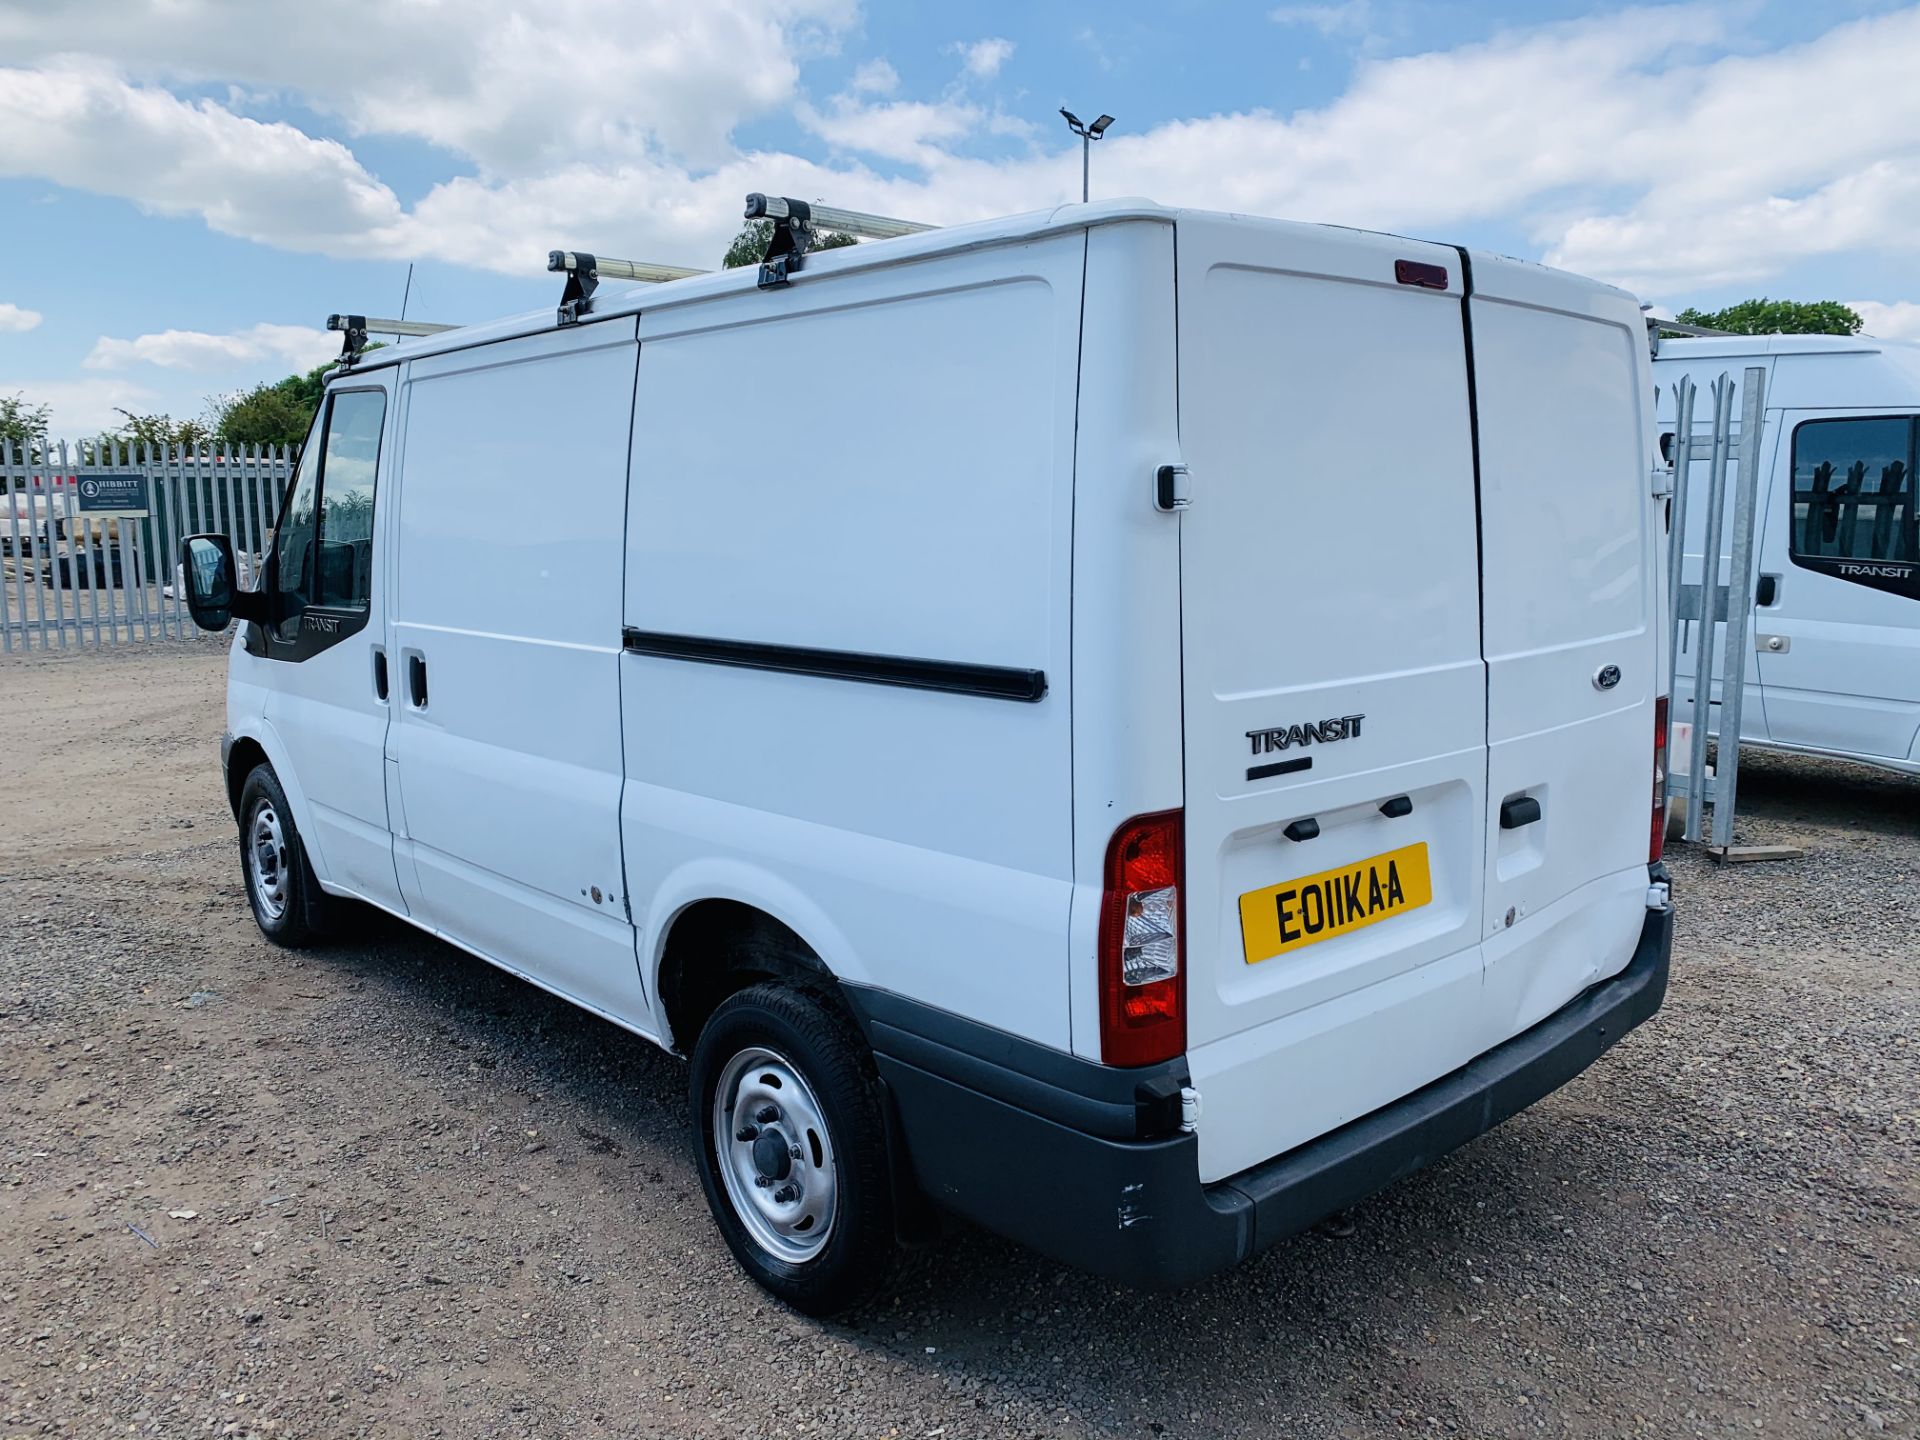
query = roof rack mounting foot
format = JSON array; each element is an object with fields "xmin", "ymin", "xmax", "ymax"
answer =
[
  {"xmin": 328, "ymin": 314, "xmax": 370, "ymax": 365},
  {"xmin": 746, "ymin": 196, "xmax": 814, "ymax": 290},
  {"xmin": 742, "ymin": 194, "xmax": 934, "ymax": 291},
  {"xmin": 553, "ymin": 251, "xmax": 599, "ymax": 325}
]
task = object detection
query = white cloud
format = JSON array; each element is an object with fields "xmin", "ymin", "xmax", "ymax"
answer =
[
  {"xmin": 1851, "ymin": 300, "xmax": 1920, "ymax": 344},
  {"xmin": 0, "ymin": 1, "xmax": 1912, "ymax": 307},
  {"xmin": 1269, "ymin": 2, "xmax": 1372, "ymax": 38},
  {"xmin": 800, "ymin": 96, "xmax": 983, "ymax": 165},
  {"xmin": 84, "ymin": 323, "xmax": 338, "ymax": 373},
  {"xmin": 953, "ymin": 37, "xmax": 1015, "ymax": 79},
  {"xmin": 0, "ymin": 0, "xmax": 858, "ymax": 175},
  {"xmin": 0, "ymin": 61, "xmax": 405, "ymax": 253},
  {"xmin": 1539, "ymin": 8, "xmax": 1920, "ymax": 294},
  {"xmin": 0, "ymin": 378, "xmax": 161, "ymax": 438},
  {"xmin": 0, "ymin": 303, "xmax": 42, "ymax": 333},
  {"xmin": 848, "ymin": 58, "xmax": 899, "ymax": 95}
]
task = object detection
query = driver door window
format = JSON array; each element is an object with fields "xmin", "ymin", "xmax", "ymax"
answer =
[{"xmin": 269, "ymin": 388, "xmax": 389, "ymax": 652}]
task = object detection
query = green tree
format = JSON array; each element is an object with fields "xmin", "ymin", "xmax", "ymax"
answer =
[
  {"xmin": 0, "ymin": 392, "xmax": 51, "ymax": 461},
  {"xmin": 212, "ymin": 379, "xmax": 317, "ymax": 449},
  {"xmin": 721, "ymin": 219, "xmax": 857, "ymax": 270},
  {"xmin": 100, "ymin": 408, "xmax": 211, "ymax": 454},
  {"xmin": 1672, "ymin": 298, "xmax": 1863, "ymax": 336}
]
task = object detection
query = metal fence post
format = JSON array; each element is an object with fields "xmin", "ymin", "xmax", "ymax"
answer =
[
  {"xmin": 1710, "ymin": 367, "xmax": 1769, "ymax": 850},
  {"xmin": 1683, "ymin": 374, "xmax": 1734, "ymax": 842}
]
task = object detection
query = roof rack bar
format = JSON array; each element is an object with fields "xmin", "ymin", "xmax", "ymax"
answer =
[
  {"xmin": 547, "ymin": 250, "xmax": 707, "ymax": 326},
  {"xmin": 326, "ymin": 314, "xmax": 458, "ymax": 339},
  {"xmin": 1648, "ymin": 319, "xmax": 1734, "ymax": 337},
  {"xmin": 743, "ymin": 194, "xmax": 935, "ymax": 241},
  {"xmin": 547, "ymin": 251, "xmax": 707, "ymax": 285},
  {"xmin": 326, "ymin": 313, "xmax": 459, "ymax": 364},
  {"xmin": 743, "ymin": 194, "xmax": 935, "ymax": 291}
]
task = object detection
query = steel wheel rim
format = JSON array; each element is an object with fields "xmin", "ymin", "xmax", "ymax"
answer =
[
  {"xmin": 712, "ymin": 1044, "xmax": 838, "ymax": 1264},
  {"xmin": 247, "ymin": 800, "xmax": 290, "ymax": 922}
]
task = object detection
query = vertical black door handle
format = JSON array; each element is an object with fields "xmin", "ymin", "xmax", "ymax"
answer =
[
  {"xmin": 1756, "ymin": 573, "xmax": 1779, "ymax": 607},
  {"xmin": 407, "ymin": 654, "xmax": 428, "ymax": 709},
  {"xmin": 371, "ymin": 646, "xmax": 389, "ymax": 701}
]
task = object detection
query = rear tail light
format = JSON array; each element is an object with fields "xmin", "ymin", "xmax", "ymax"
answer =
[
  {"xmin": 1098, "ymin": 810, "xmax": 1184, "ymax": 1067},
  {"xmin": 1650, "ymin": 695, "xmax": 1670, "ymax": 862}
]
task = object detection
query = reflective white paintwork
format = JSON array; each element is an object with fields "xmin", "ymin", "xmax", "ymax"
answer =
[{"xmin": 222, "ymin": 200, "xmax": 1661, "ymax": 1209}]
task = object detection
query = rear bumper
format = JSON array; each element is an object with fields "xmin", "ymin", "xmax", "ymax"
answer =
[{"xmin": 849, "ymin": 902, "xmax": 1673, "ymax": 1288}]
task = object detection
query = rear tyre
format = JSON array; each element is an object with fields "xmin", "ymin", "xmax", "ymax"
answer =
[
  {"xmin": 689, "ymin": 981, "xmax": 898, "ymax": 1316},
  {"xmin": 237, "ymin": 764, "xmax": 331, "ymax": 948}
]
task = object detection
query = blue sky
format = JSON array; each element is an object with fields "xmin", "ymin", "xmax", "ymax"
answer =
[{"xmin": 2, "ymin": 0, "xmax": 1917, "ymax": 435}]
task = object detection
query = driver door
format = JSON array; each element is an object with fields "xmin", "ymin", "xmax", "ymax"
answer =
[
  {"xmin": 1755, "ymin": 411, "xmax": 1920, "ymax": 761},
  {"xmin": 256, "ymin": 378, "xmax": 406, "ymax": 911}
]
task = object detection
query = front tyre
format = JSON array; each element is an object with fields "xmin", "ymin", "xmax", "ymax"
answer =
[
  {"xmin": 237, "ymin": 764, "xmax": 330, "ymax": 947},
  {"xmin": 690, "ymin": 982, "xmax": 898, "ymax": 1316}
]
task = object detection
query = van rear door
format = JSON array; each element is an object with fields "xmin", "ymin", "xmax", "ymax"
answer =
[
  {"xmin": 1174, "ymin": 218, "xmax": 1490, "ymax": 1183},
  {"xmin": 1464, "ymin": 253, "xmax": 1660, "ymax": 1044}
]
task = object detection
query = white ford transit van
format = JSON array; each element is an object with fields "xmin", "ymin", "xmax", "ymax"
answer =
[
  {"xmin": 1655, "ymin": 334, "xmax": 1920, "ymax": 774},
  {"xmin": 182, "ymin": 200, "xmax": 1674, "ymax": 1315}
]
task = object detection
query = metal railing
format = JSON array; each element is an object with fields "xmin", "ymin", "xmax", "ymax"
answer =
[{"xmin": 1, "ymin": 440, "xmax": 293, "ymax": 652}]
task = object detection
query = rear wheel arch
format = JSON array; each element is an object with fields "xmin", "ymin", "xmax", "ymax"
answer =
[{"xmin": 654, "ymin": 898, "xmax": 850, "ymax": 1053}]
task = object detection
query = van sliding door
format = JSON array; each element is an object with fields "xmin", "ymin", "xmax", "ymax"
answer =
[{"xmin": 386, "ymin": 322, "xmax": 647, "ymax": 1024}]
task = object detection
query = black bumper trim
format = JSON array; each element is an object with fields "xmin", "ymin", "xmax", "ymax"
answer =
[
  {"xmin": 843, "ymin": 983, "xmax": 1189, "ymax": 1141},
  {"xmin": 868, "ymin": 903, "xmax": 1672, "ymax": 1288}
]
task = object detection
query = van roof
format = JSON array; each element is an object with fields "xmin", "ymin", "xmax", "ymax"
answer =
[
  {"xmin": 338, "ymin": 198, "xmax": 1631, "ymax": 374},
  {"xmin": 341, "ymin": 199, "xmax": 1179, "ymax": 370},
  {"xmin": 1652, "ymin": 333, "xmax": 1886, "ymax": 360}
]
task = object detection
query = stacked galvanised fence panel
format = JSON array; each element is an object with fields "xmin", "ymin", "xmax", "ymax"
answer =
[{"xmin": 1, "ymin": 441, "xmax": 293, "ymax": 652}]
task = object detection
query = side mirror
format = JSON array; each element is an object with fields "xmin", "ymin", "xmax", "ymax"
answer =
[
  {"xmin": 181, "ymin": 534, "xmax": 235, "ymax": 631},
  {"xmin": 180, "ymin": 534, "xmax": 266, "ymax": 631}
]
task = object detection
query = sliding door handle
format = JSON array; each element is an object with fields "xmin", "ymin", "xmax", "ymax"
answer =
[
  {"xmin": 371, "ymin": 645, "xmax": 389, "ymax": 701},
  {"xmin": 406, "ymin": 652, "xmax": 428, "ymax": 709}
]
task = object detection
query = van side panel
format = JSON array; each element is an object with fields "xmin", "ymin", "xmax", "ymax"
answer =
[
  {"xmin": 622, "ymin": 237, "xmax": 1086, "ymax": 1047},
  {"xmin": 1065, "ymin": 221, "xmax": 1184, "ymax": 1059},
  {"xmin": 388, "ymin": 324, "xmax": 648, "ymax": 1026},
  {"xmin": 1467, "ymin": 257, "xmax": 1658, "ymax": 1039}
]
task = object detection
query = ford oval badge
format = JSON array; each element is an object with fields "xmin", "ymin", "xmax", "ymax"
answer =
[{"xmin": 1593, "ymin": 664, "xmax": 1622, "ymax": 691}]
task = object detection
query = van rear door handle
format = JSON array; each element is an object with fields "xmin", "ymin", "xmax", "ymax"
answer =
[{"xmin": 1499, "ymin": 795, "xmax": 1542, "ymax": 829}]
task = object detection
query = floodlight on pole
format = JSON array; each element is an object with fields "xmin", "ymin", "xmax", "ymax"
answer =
[{"xmin": 1059, "ymin": 108, "xmax": 1116, "ymax": 203}]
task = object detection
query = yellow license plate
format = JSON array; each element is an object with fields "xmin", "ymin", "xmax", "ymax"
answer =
[{"xmin": 1239, "ymin": 842, "xmax": 1432, "ymax": 965}]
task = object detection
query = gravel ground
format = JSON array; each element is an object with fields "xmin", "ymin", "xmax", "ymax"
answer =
[{"xmin": 1, "ymin": 643, "xmax": 1914, "ymax": 1439}]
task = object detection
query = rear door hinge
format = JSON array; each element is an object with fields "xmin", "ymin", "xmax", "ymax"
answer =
[
  {"xmin": 1155, "ymin": 463, "xmax": 1192, "ymax": 512},
  {"xmin": 1651, "ymin": 464, "xmax": 1674, "ymax": 499},
  {"xmin": 1179, "ymin": 1085, "xmax": 1202, "ymax": 1132}
]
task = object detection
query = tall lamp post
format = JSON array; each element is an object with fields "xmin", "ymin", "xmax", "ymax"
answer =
[{"xmin": 1059, "ymin": 109, "xmax": 1115, "ymax": 203}]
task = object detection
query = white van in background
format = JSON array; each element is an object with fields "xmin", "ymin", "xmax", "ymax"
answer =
[
  {"xmin": 1656, "ymin": 334, "xmax": 1920, "ymax": 775},
  {"xmin": 181, "ymin": 200, "xmax": 1674, "ymax": 1316}
]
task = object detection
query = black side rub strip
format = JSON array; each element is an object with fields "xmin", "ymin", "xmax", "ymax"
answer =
[{"xmin": 621, "ymin": 628, "xmax": 1047, "ymax": 703}]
